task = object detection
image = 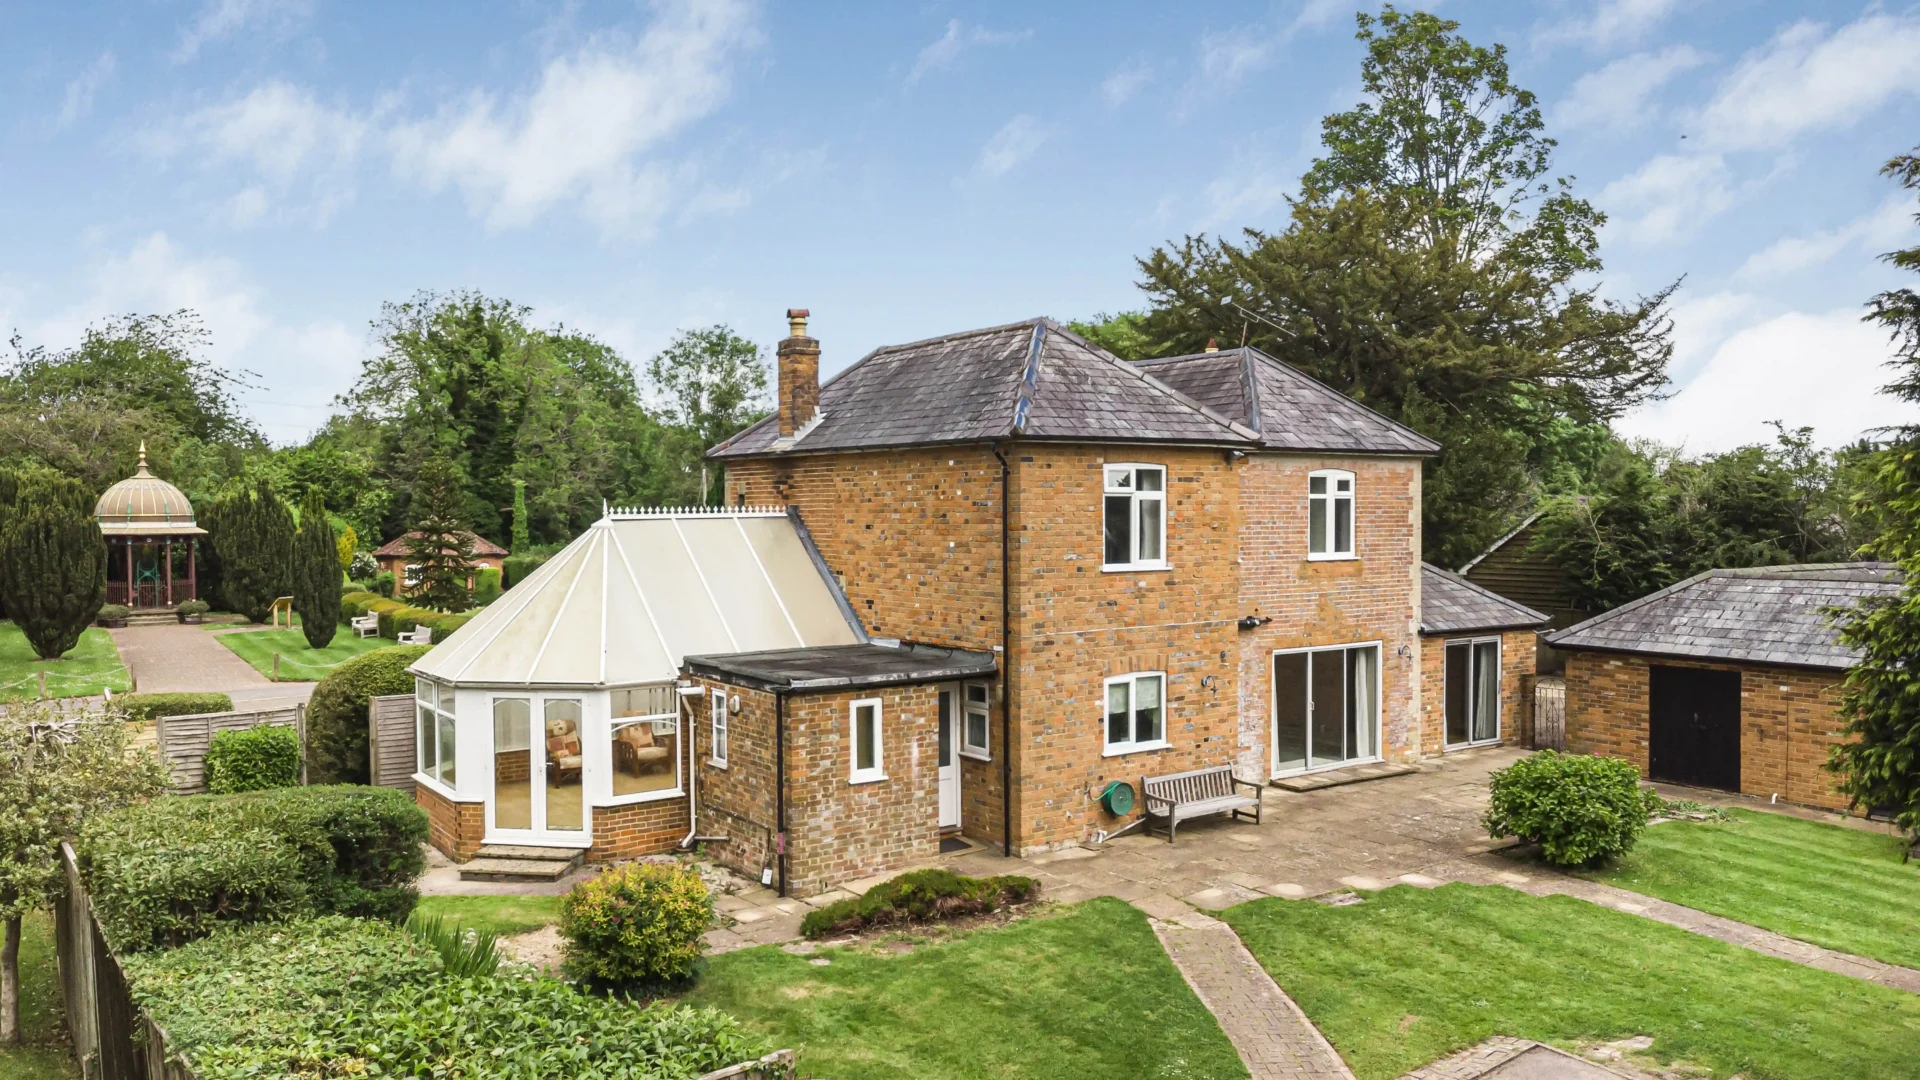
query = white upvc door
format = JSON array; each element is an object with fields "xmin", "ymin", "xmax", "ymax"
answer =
[
  {"xmin": 937, "ymin": 686, "xmax": 962, "ymax": 829},
  {"xmin": 488, "ymin": 692, "xmax": 590, "ymax": 846}
]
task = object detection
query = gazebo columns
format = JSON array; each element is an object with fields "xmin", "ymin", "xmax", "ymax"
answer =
[
  {"xmin": 165, "ymin": 539, "xmax": 173, "ymax": 607},
  {"xmin": 188, "ymin": 540, "xmax": 196, "ymax": 605},
  {"xmin": 124, "ymin": 540, "xmax": 133, "ymax": 608}
]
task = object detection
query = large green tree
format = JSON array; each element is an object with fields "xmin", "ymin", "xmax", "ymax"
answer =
[
  {"xmin": 1829, "ymin": 146, "xmax": 1920, "ymax": 845},
  {"xmin": 644, "ymin": 325, "xmax": 771, "ymax": 504},
  {"xmin": 1122, "ymin": 8, "xmax": 1673, "ymax": 567},
  {"xmin": 405, "ymin": 454, "xmax": 475, "ymax": 613},
  {"xmin": 209, "ymin": 479, "xmax": 294, "ymax": 623},
  {"xmin": 0, "ymin": 474, "xmax": 107, "ymax": 659},
  {"xmin": 0, "ymin": 705, "xmax": 170, "ymax": 1043},
  {"xmin": 291, "ymin": 489, "xmax": 341, "ymax": 649}
]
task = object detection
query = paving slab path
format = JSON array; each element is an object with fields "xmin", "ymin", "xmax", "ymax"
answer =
[{"xmin": 110, "ymin": 622, "xmax": 315, "ymax": 710}]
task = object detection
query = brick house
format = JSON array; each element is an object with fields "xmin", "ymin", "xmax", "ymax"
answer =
[
  {"xmin": 373, "ymin": 530, "xmax": 508, "ymax": 594},
  {"xmin": 1418, "ymin": 563, "xmax": 1548, "ymax": 755},
  {"xmin": 1549, "ymin": 563, "xmax": 1896, "ymax": 811}
]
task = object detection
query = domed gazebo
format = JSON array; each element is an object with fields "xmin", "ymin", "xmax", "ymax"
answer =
[{"xmin": 95, "ymin": 442, "xmax": 205, "ymax": 609}]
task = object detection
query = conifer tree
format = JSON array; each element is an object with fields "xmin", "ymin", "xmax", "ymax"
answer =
[
  {"xmin": 407, "ymin": 455, "xmax": 474, "ymax": 613},
  {"xmin": 292, "ymin": 489, "xmax": 340, "ymax": 648},
  {"xmin": 0, "ymin": 475, "xmax": 106, "ymax": 660},
  {"xmin": 210, "ymin": 479, "xmax": 294, "ymax": 622},
  {"xmin": 510, "ymin": 479, "xmax": 531, "ymax": 552}
]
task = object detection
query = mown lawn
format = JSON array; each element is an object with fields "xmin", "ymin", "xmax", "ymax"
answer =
[
  {"xmin": 0, "ymin": 622, "xmax": 130, "ymax": 704},
  {"xmin": 0, "ymin": 910, "xmax": 79, "ymax": 1080},
  {"xmin": 1221, "ymin": 883, "xmax": 1920, "ymax": 1080},
  {"xmin": 412, "ymin": 894, "xmax": 564, "ymax": 937},
  {"xmin": 1586, "ymin": 808, "xmax": 1920, "ymax": 970},
  {"xmin": 215, "ymin": 626, "xmax": 395, "ymax": 681},
  {"xmin": 682, "ymin": 898, "xmax": 1248, "ymax": 1080}
]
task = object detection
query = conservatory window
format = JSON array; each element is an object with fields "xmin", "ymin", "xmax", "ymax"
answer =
[
  {"xmin": 610, "ymin": 685, "xmax": 681, "ymax": 799},
  {"xmin": 416, "ymin": 680, "xmax": 455, "ymax": 787}
]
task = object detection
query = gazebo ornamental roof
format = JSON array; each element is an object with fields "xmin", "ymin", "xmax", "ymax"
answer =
[{"xmin": 95, "ymin": 443, "xmax": 205, "ymax": 537}]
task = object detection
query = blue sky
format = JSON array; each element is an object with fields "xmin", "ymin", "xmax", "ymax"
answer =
[{"xmin": 3, "ymin": 0, "xmax": 1918, "ymax": 452}]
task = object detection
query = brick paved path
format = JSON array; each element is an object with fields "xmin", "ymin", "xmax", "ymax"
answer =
[
  {"xmin": 111, "ymin": 623, "xmax": 314, "ymax": 709},
  {"xmin": 1148, "ymin": 907, "xmax": 1355, "ymax": 1080}
]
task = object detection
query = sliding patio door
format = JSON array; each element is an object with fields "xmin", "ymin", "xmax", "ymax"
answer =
[
  {"xmin": 1444, "ymin": 639, "xmax": 1501, "ymax": 747},
  {"xmin": 1272, "ymin": 644, "xmax": 1381, "ymax": 776}
]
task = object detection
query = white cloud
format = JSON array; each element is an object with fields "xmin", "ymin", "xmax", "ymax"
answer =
[
  {"xmin": 1102, "ymin": 65, "xmax": 1151, "ymax": 107},
  {"xmin": 973, "ymin": 116, "xmax": 1048, "ymax": 180},
  {"xmin": 1538, "ymin": 0, "xmax": 1685, "ymax": 51},
  {"xmin": 1196, "ymin": 28, "xmax": 1280, "ymax": 87},
  {"xmin": 908, "ymin": 19, "xmax": 1031, "ymax": 83},
  {"xmin": 389, "ymin": 0, "xmax": 759, "ymax": 234},
  {"xmin": 1598, "ymin": 153, "xmax": 1732, "ymax": 246},
  {"xmin": 1555, "ymin": 45, "xmax": 1705, "ymax": 133},
  {"xmin": 1698, "ymin": 13, "xmax": 1920, "ymax": 151},
  {"xmin": 147, "ymin": 81, "xmax": 366, "ymax": 226},
  {"xmin": 1618, "ymin": 307, "xmax": 1913, "ymax": 451},
  {"xmin": 173, "ymin": 0, "xmax": 313, "ymax": 63},
  {"xmin": 1197, "ymin": 155, "xmax": 1293, "ymax": 229},
  {"xmin": 1735, "ymin": 195, "xmax": 1919, "ymax": 281},
  {"xmin": 57, "ymin": 51, "xmax": 115, "ymax": 128}
]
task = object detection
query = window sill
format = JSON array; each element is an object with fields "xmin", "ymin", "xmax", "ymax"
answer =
[
  {"xmin": 414, "ymin": 773, "xmax": 468, "ymax": 801},
  {"xmin": 1102, "ymin": 740, "xmax": 1170, "ymax": 758},
  {"xmin": 600, "ymin": 787, "xmax": 684, "ymax": 807},
  {"xmin": 1101, "ymin": 561, "xmax": 1169, "ymax": 573},
  {"xmin": 707, "ymin": 758, "xmax": 729, "ymax": 770},
  {"xmin": 958, "ymin": 748, "xmax": 991, "ymax": 763},
  {"xmin": 1305, "ymin": 553, "xmax": 1359, "ymax": 563},
  {"xmin": 849, "ymin": 772, "xmax": 888, "ymax": 786},
  {"xmin": 1443, "ymin": 738, "xmax": 1502, "ymax": 753}
]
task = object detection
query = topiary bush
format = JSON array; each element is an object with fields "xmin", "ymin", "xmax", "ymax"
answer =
[
  {"xmin": 304, "ymin": 644, "xmax": 431, "ymax": 785},
  {"xmin": 374, "ymin": 570, "xmax": 396, "ymax": 598},
  {"xmin": 473, "ymin": 566, "xmax": 502, "ymax": 606},
  {"xmin": 560, "ymin": 862, "xmax": 712, "ymax": 988},
  {"xmin": 798, "ymin": 868, "xmax": 1040, "ymax": 939},
  {"xmin": 97, "ymin": 604, "xmax": 131, "ymax": 625},
  {"xmin": 80, "ymin": 785, "xmax": 428, "ymax": 951},
  {"xmin": 175, "ymin": 598, "xmax": 211, "ymax": 622},
  {"xmin": 1483, "ymin": 750, "xmax": 1649, "ymax": 867},
  {"xmin": 116, "ymin": 691, "xmax": 234, "ymax": 724},
  {"xmin": 205, "ymin": 725, "xmax": 301, "ymax": 794}
]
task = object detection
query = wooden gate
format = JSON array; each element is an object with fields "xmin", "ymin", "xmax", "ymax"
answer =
[
  {"xmin": 368, "ymin": 693, "xmax": 417, "ymax": 791},
  {"xmin": 1531, "ymin": 676, "xmax": 1566, "ymax": 751}
]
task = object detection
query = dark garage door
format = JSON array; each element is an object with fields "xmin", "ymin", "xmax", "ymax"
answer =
[{"xmin": 1648, "ymin": 665, "xmax": 1741, "ymax": 792}]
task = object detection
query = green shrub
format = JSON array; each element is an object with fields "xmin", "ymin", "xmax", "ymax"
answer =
[
  {"xmin": 304, "ymin": 644, "xmax": 431, "ymax": 784},
  {"xmin": 116, "ymin": 691, "xmax": 233, "ymax": 724},
  {"xmin": 404, "ymin": 911, "xmax": 500, "ymax": 977},
  {"xmin": 502, "ymin": 551, "xmax": 549, "ymax": 590},
  {"xmin": 560, "ymin": 862, "xmax": 712, "ymax": 988},
  {"xmin": 798, "ymin": 868, "xmax": 1039, "ymax": 938},
  {"xmin": 204, "ymin": 725, "xmax": 301, "ymax": 794},
  {"xmin": 121, "ymin": 917, "xmax": 766, "ymax": 1080},
  {"xmin": 473, "ymin": 566, "xmax": 502, "ymax": 606},
  {"xmin": 1483, "ymin": 750, "xmax": 1649, "ymax": 867},
  {"xmin": 374, "ymin": 570, "xmax": 395, "ymax": 597},
  {"xmin": 175, "ymin": 599, "xmax": 210, "ymax": 618},
  {"xmin": 97, "ymin": 603, "xmax": 131, "ymax": 623},
  {"xmin": 80, "ymin": 785, "xmax": 428, "ymax": 951}
]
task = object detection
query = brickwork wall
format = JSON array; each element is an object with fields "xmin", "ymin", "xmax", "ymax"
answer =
[
  {"xmin": 1418, "ymin": 628, "xmax": 1538, "ymax": 756},
  {"xmin": 694, "ymin": 682, "xmax": 780, "ymax": 885},
  {"xmin": 1564, "ymin": 651, "xmax": 1851, "ymax": 811},
  {"xmin": 417, "ymin": 783, "xmax": 484, "ymax": 861},
  {"xmin": 585, "ymin": 796, "xmax": 688, "ymax": 862},
  {"xmin": 1236, "ymin": 455, "xmax": 1424, "ymax": 778}
]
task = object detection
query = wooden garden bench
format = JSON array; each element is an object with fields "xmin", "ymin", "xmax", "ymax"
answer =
[
  {"xmin": 350, "ymin": 613, "xmax": 379, "ymax": 638},
  {"xmin": 1141, "ymin": 765, "xmax": 1262, "ymax": 844}
]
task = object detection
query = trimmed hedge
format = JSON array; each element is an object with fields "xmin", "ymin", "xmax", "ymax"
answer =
[
  {"xmin": 1483, "ymin": 750, "xmax": 1649, "ymax": 867},
  {"xmin": 561, "ymin": 862, "xmax": 712, "ymax": 988},
  {"xmin": 305, "ymin": 643, "xmax": 431, "ymax": 785},
  {"xmin": 473, "ymin": 566, "xmax": 502, "ymax": 606},
  {"xmin": 79, "ymin": 784, "xmax": 428, "ymax": 952},
  {"xmin": 373, "ymin": 570, "xmax": 396, "ymax": 597},
  {"xmin": 120, "ymin": 917, "xmax": 766, "ymax": 1080},
  {"xmin": 116, "ymin": 692, "xmax": 234, "ymax": 724},
  {"xmin": 340, "ymin": 590, "xmax": 475, "ymax": 643},
  {"xmin": 204, "ymin": 725, "xmax": 301, "ymax": 794},
  {"xmin": 799, "ymin": 868, "xmax": 1039, "ymax": 939},
  {"xmin": 502, "ymin": 551, "xmax": 549, "ymax": 590}
]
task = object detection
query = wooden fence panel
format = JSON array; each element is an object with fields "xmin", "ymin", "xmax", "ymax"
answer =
[
  {"xmin": 368, "ymin": 694, "xmax": 417, "ymax": 792},
  {"xmin": 154, "ymin": 707, "xmax": 304, "ymax": 794},
  {"xmin": 1532, "ymin": 675, "xmax": 1566, "ymax": 751}
]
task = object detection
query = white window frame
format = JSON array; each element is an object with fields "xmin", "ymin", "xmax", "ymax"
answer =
[
  {"xmin": 849, "ymin": 697, "xmax": 887, "ymax": 784},
  {"xmin": 606, "ymin": 684, "xmax": 683, "ymax": 806},
  {"xmin": 959, "ymin": 681, "xmax": 991, "ymax": 760},
  {"xmin": 1270, "ymin": 641, "xmax": 1384, "ymax": 777},
  {"xmin": 1101, "ymin": 463, "xmax": 1168, "ymax": 572},
  {"xmin": 414, "ymin": 677, "xmax": 457, "ymax": 793},
  {"xmin": 1102, "ymin": 671, "xmax": 1169, "ymax": 757},
  {"xmin": 710, "ymin": 689, "xmax": 730, "ymax": 768},
  {"xmin": 1443, "ymin": 636, "xmax": 1503, "ymax": 749},
  {"xmin": 1307, "ymin": 469, "xmax": 1356, "ymax": 560}
]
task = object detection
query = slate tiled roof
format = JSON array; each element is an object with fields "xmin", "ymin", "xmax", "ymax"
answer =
[
  {"xmin": 708, "ymin": 319, "xmax": 1256, "ymax": 458},
  {"xmin": 373, "ymin": 531, "xmax": 508, "ymax": 558},
  {"xmin": 1421, "ymin": 563, "xmax": 1549, "ymax": 635},
  {"xmin": 1133, "ymin": 347, "xmax": 1441, "ymax": 456},
  {"xmin": 1546, "ymin": 563, "xmax": 1902, "ymax": 671}
]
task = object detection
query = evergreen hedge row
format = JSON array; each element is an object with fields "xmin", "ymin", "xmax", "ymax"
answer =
[
  {"xmin": 116, "ymin": 692, "xmax": 234, "ymax": 724},
  {"xmin": 79, "ymin": 785, "xmax": 427, "ymax": 952},
  {"xmin": 304, "ymin": 644, "xmax": 432, "ymax": 785},
  {"xmin": 340, "ymin": 590, "xmax": 477, "ymax": 642},
  {"xmin": 204, "ymin": 726, "xmax": 301, "ymax": 794}
]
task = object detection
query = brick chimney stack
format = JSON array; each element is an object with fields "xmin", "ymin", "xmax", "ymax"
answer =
[{"xmin": 777, "ymin": 308, "xmax": 820, "ymax": 437}]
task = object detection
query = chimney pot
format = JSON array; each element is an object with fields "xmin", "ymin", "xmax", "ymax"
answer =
[
  {"xmin": 776, "ymin": 308, "xmax": 821, "ymax": 438},
  {"xmin": 786, "ymin": 308, "xmax": 810, "ymax": 338}
]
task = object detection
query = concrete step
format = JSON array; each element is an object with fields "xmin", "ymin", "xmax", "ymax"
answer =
[
  {"xmin": 459, "ymin": 844, "xmax": 585, "ymax": 883},
  {"xmin": 473, "ymin": 844, "xmax": 585, "ymax": 862},
  {"xmin": 123, "ymin": 611, "xmax": 182, "ymax": 626},
  {"xmin": 1269, "ymin": 762, "xmax": 1419, "ymax": 793}
]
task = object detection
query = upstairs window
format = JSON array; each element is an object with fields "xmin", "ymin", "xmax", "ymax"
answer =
[
  {"xmin": 1308, "ymin": 470, "xmax": 1355, "ymax": 559},
  {"xmin": 1103, "ymin": 464, "xmax": 1166, "ymax": 570}
]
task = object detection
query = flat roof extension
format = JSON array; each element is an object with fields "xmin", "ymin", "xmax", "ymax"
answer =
[{"xmin": 684, "ymin": 643, "xmax": 998, "ymax": 693}]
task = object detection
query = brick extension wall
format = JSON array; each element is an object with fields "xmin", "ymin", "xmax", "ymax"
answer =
[
  {"xmin": 1563, "ymin": 651, "xmax": 1851, "ymax": 811},
  {"xmin": 417, "ymin": 782, "xmax": 485, "ymax": 861},
  {"xmin": 1418, "ymin": 628, "xmax": 1538, "ymax": 756}
]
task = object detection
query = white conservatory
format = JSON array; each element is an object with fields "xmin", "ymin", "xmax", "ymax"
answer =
[{"xmin": 407, "ymin": 506, "xmax": 863, "ymax": 858}]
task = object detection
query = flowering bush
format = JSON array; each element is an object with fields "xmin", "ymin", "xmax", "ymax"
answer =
[{"xmin": 561, "ymin": 861, "xmax": 712, "ymax": 988}]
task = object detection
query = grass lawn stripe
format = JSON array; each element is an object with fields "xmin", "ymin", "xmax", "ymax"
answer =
[
  {"xmin": 1220, "ymin": 883, "xmax": 1920, "ymax": 1080},
  {"xmin": 412, "ymin": 895, "xmax": 564, "ymax": 938},
  {"xmin": 1586, "ymin": 809, "xmax": 1920, "ymax": 970},
  {"xmin": 682, "ymin": 897, "xmax": 1249, "ymax": 1080},
  {"xmin": 215, "ymin": 627, "xmax": 397, "ymax": 681},
  {"xmin": 0, "ymin": 623, "xmax": 130, "ymax": 704}
]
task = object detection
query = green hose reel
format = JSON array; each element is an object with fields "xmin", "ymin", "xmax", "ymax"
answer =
[{"xmin": 1099, "ymin": 780, "xmax": 1136, "ymax": 816}]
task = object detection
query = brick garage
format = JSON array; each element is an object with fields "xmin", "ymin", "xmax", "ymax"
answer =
[
  {"xmin": 1549, "ymin": 563, "xmax": 1895, "ymax": 812},
  {"xmin": 1417, "ymin": 563, "xmax": 1548, "ymax": 756}
]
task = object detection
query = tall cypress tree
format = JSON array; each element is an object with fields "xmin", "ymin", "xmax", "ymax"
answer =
[
  {"xmin": 0, "ymin": 475, "xmax": 106, "ymax": 659},
  {"xmin": 211, "ymin": 479, "xmax": 294, "ymax": 623},
  {"xmin": 292, "ymin": 489, "xmax": 341, "ymax": 649},
  {"xmin": 406, "ymin": 455, "xmax": 475, "ymax": 613},
  {"xmin": 510, "ymin": 479, "xmax": 531, "ymax": 552}
]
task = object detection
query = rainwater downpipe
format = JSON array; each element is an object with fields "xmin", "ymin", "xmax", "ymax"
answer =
[
  {"xmin": 775, "ymin": 689, "xmax": 789, "ymax": 897},
  {"xmin": 675, "ymin": 684, "xmax": 726, "ymax": 850},
  {"xmin": 992, "ymin": 444, "xmax": 1014, "ymax": 859}
]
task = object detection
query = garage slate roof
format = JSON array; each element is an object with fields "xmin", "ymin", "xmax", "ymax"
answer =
[
  {"xmin": 1545, "ymin": 563, "xmax": 1902, "ymax": 671},
  {"xmin": 1421, "ymin": 563, "xmax": 1549, "ymax": 635},
  {"xmin": 708, "ymin": 319, "xmax": 1257, "ymax": 458},
  {"xmin": 1132, "ymin": 347, "xmax": 1441, "ymax": 456}
]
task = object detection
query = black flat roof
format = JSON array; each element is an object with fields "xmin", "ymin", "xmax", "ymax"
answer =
[{"xmin": 683, "ymin": 643, "xmax": 999, "ymax": 692}]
